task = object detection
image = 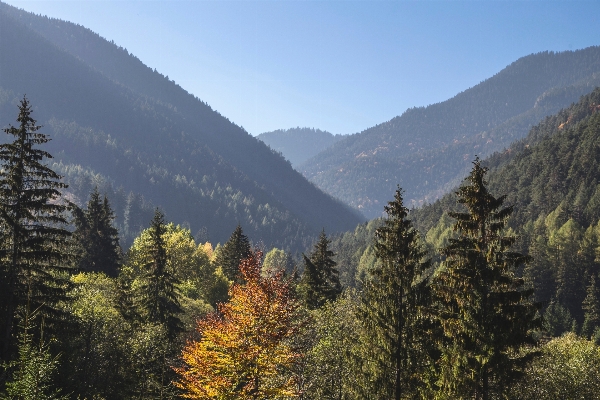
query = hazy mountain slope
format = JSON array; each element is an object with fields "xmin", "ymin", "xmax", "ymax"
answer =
[
  {"xmin": 257, "ymin": 128, "xmax": 344, "ymax": 167},
  {"xmin": 0, "ymin": 3, "xmax": 363, "ymax": 250},
  {"xmin": 411, "ymin": 87, "xmax": 600, "ymax": 235},
  {"xmin": 300, "ymin": 47, "xmax": 600, "ymax": 218}
]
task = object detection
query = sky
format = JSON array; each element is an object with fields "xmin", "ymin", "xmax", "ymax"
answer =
[{"xmin": 3, "ymin": 1, "xmax": 600, "ymax": 136}]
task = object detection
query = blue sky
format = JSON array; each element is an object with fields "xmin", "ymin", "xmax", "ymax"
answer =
[{"xmin": 4, "ymin": 0, "xmax": 600, "ymax": 136}]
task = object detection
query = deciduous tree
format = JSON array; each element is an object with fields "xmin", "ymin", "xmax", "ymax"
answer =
[{"xmin": 175, "ymin": 250, "xmax": 303, "ymax": 399}]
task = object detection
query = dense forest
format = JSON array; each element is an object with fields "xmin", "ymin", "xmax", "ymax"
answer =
[
  {"xmin": 2, "ymin": 91, "xmax": 600, "ymax": 399},
  {"xmin": 0, "ymin": 2, "xmax": 363, "ymax": 252},
  {"xmin": 257, "ymin": 128, "xmax": 343, "ymax": 167},
  {"xmin": 301, "ymin": 46, "xmax": 600, "ymax": 218}
]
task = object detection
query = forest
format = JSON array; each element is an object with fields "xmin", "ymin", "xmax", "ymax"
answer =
[{"xmin": 2, "ymin": 90, "xmax": 600, "ymax": 400}]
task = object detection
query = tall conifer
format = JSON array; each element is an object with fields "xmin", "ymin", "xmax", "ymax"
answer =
[
  {"xmin": 138, "ymin": 209, "xmax": 183, "ymax": 341},
  {"xmin": 74, "ymin": 188, "xmax": 121, "ymax": 276},
  {"xmin": 215, "ymin": 224, "xmax": 251, "ymax": 283},
  {"xmin": 433, "ymin": 158, "xmax": 539, "ymax": 400},
  {"xmin": 0, "ymin": 98, "xmax": 73, "ymax": 363},
  {"xmin": 298, "ymin": 230, "xmax": 341, "ymax": 309},
  {"xmin": 356, "ymin": 188, "xmax": 431, "ymax": 399}
]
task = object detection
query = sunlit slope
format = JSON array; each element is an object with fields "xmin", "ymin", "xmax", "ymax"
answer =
[{"xmin": 301, "ymin": 47, "xmax": 600, "ymax": 218}]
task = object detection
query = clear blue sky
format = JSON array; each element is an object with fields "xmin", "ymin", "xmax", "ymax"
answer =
[{"xmin": 4, "ymin": 0, "xmax": 600, "ymax": 136}]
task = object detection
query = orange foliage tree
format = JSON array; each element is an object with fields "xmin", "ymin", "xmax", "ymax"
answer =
[{"xmin": 174, "ymin": 250, "xmax": 304, "ymax": 399}]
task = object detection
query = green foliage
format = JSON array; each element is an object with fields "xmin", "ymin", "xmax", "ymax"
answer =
[
  {"xmin": 432, "ymin": 159, "xmax": 540, "ymax": 399},
  {"xmin": 543, "ymin": 300, "xmax": 575, "ymax": 337},
  {"xmin": 302, "ymin": 291, "xmax": 360, "ymax": 400},
  {"xmin": 73, "ymin": 187, "xmax": 122, "ymax": 276},
  {"xmin": 510, "ymin": 333, "xmax": 600, "ymax": 400},
  {"xmin": 0, "ymin": 98, "xmax": 73, "ymax": 365},
  {"xmin": 298, "ymin": 231, "xmax": 342, "ymax": 309},
  {"xmin": 213, "ymin": 224, "xmax": 252, "ymax": 283},
  {"xmin": 302, "ymin": 48, "xmax": 600, "ymax": 218},
  {"xmin": 355, "ymin": 188, "xmax": 433, "ymax": 399},
  {"xmin": 1, "ymin": 322, "xmax": 66, "ymax": 400},
  {"xmin": 137, "ymin": 209, "xmax": 183, "ymax": 341},
  {"xmin": 582, "ymin": 274, "xmax": 600, "ymax": 338}
]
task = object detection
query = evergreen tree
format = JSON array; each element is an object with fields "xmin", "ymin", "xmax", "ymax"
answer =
[
  {"xmin": 356, "ymin": 188, "xmax": 432, "ymax": 399},
  {"xmin": 582, "ymin": 274, "xmax": 600, "ymax": 338},
  {"xmin": 298, "ymin": 230, "xmax": 341, "ymax": 309},
  {"xmin": 432, "ymin": 158, "xmax": 540, "ymax": 400},
  {"xmin": 214, "ymin": 224, "xmax": 251, "ymax": 283},
  {"xmin": 138, "ymin": 209, "xmax": 183, "ymax": 341},
  {"xmin": 0, "ymin": 98, "xmax": 73, "ymax": 365},
  {"xmin": 74, "ymin": 187, "xmax": 121, "ymax": 276}
]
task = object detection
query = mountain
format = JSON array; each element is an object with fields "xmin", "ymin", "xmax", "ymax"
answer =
[
  {"xmin": 410, "ymin": 87, "xmax": 600, "ymax": 321},
  {"xmin": 0, "ymin": 2, "xmax": 364, "ymax": 250},
  {"xmin": 257, "ymin": 127, "xmax": 344, "ymax": 167},
  {"xmin": 300, "ymin": 47, "xmax": 600, "ymax": 218}
]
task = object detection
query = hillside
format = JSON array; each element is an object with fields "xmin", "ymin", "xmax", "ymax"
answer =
[
  {"xmin": 257, "ymin": 127, "xmax": 343, "ymax": 167},
  {"xmin": 407, "ymin": 87, "xmax": 600, "ymax": 323},
  {"xmin": 0, "ymin": 3, "xmax": 363, "ymax": 250},
  {"xmin": 300, "ymin": 47, "xmax": 600, "ymax": 218}
]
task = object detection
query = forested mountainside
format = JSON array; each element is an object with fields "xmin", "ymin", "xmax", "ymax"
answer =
[
  {"xmin": 405, "ymin": 87, "xmax": 600, "ymax": 323},
  {"xmin": 257, "ymin": 127, "xmax": 343, "ymax": 167},
  {"xmin": 301, "ymin": 47, "xmax": 600, "ymax": 218},
  {"xmin": 0, "ymin": 3, "xmax": 363, "ymax": 250}
]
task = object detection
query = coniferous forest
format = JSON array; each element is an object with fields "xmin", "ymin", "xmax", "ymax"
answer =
[
  {"xmin": 2, "ymin": 3, "xmax": 600, "ymax": 399},
  {"xmin": 2, "ymin": 89, "xmax": 600, "ymax": 399}
]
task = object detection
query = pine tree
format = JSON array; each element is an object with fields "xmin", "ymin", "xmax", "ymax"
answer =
[
  {"xmin": 356, "ymin": 188, "xmax": 432, "ymax": 399},
  {"xmin": 138, "ymin": 209, "xmax": 183, "ymax": 341},
  {"xmin": 74, "ymin": 187, "xmax": 121, "ymax": 276},
  {"xmin": 214, "ymin": 224, "xmax": 251, "ymax": 283},
  {"xmin": 0, "ymin": 98, "xmax": 73, "ymax": 364},
  {"xmin": 298, "ymin": 230, "xmax": 341, "ymax": 309},
  {"xmin": 432, "ymin": 158, "xmax": 540, "ymax": 400},
  {"xmin": 582, "ymin": 274, "xmax": 600, "ymax": 338}
]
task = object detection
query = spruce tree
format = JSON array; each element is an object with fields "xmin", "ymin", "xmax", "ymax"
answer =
[
  {"xmin": 0, "ymin": 98, "xmax": 73, "ymax": 364},
  {"xmin": 74, "ymin": 187, "xmax": 121, "ymax": 276},
  {"xmin": 432, "ymin": 158, "xmax": 540, "ymax": 400},
  {"xmin": 214, "ymin": 224, "xmax": 251, "ymax": 283},
  {"xmin": 582, "ymin": 274, "xmax": 600, "ymax": 338},
  {"xmin": 298, "ymin": 230, "xmax": 341, "ymax": 309},
  {"xmin": 356, "ymin": 188, "xmax": 432, "ymax": 399},
  {"xmin": 138, "ymin": 209, "xmax": 183, "ymax": 341}
]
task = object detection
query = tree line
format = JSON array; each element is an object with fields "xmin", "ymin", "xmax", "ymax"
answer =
[{"xmin": 1, "ymin": 98, "xmax": 600, "ymax": 399}]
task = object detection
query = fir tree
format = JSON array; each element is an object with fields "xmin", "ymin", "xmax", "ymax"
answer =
[
  {"xmin": 74, "ymin": 187, "xmax": 121, "ymax": 276},
  {"xmin": 214, "ymin": 224, "xmax": 251, "ymax": 283},
  {"xmin": 138, "ymin": 209, "xmax": 183, "ymax": 341},
  {"xmin": 582, "ymin": 274, "xmax": 600, "ymax": 338},
  {"xmin": 432, "ymin": 158, "xmax": 540, "ymax": 400},
  {"xmin": 356, "ymin": 188, "xmax": 432, "ymax": 399},
  {"xmin": 0, "ymin": 98, "xmax": 73, "ymax": 365},
  {"xmin": 298, "ymin": 230, "xmax": 341, "ymax": 309}
]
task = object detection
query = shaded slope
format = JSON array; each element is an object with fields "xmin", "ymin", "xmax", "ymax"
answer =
[
  {"xmin": 257, "ymin": 127, "xmax": 343, "ymax": 167},
  {"xmin": 301, "ymin": 47, "xmax": 600, "ymax": 218},
  {"xmin": 0, "ymin": 3, "xmax": 363, "ymax": 250}
]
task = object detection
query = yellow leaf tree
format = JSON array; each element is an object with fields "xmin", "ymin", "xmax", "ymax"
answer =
[{"xmin": 175, "ymin": 250, "xmax": 303, "ymax": 399}]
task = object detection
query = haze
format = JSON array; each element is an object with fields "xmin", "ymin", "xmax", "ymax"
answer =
[{"xmin": 4, "ymin": 0, "xmax": 600, "ymax": 136}]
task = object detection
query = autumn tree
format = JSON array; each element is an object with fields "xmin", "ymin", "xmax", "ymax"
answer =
[
  {"xmin": 0, "ymin": 98, "xmax": 73, "ymax": 365},
  {"xmin": 175, "ymin": 250, "xmax": 304, "ymax": 399},
  {"xmin": 432, "ymin": 158, "xmax": 540, "ymax": 400}
]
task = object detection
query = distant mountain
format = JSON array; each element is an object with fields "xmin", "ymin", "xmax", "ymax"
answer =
[
  {"xmin": 257, "ymin": 128, "xmax": 344, "ymax": 167},
  {"xmin": 300, "ymin": 47, "xmax": 600, "ymax": 218},
  {"xmin": 0, "ymin": 2, "xmax": 364, "ymax": 250}
]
